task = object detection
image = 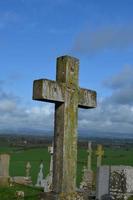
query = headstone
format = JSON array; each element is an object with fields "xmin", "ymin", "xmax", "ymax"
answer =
[
  {"xmin": 110, "ymin": 170, "xmax": 126, "ymax": 200},
  {"xmin": 96, "ymin": 165, "xmax": 133, "ymax": 200},
  {"xmin": 33, "ymin": 55, "xmax": 97, "ymax": 198},
  {"xmin": 0, "ymin": 154, "xmax": 10, "ymax": 186},
  {"xmin": 96, "ymin": 144, "xmax": 104, "ymax": 168},
  {"xmin": 125, "ymin": 167, "xmax": 133, "ymax": 193},
  {"xmin": 110, "ymin": 166, "xmax": 133, "ymax": 200},
  {"xmin": 36, "ymin": 161, "xmax": 44, "ymax": 187}
]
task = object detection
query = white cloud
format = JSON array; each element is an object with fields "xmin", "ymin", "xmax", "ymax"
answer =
[
  {"xmin": 104, "ymin": 66, "xmax": 133, "ymax": 105},
  {"xmin": 0, "ymin": 100, "xmax": 16, "ymax": 112},
  {"xmin": 0, "ymin": 81, "xmax": 54, "ymax": 131},
  {"xmin": 103, "ymin": 65, "xmax": 133, "ymax": 89},
  {"xmin": 78, "ymin": 66, "xmax": 133, "ymax": 137}
]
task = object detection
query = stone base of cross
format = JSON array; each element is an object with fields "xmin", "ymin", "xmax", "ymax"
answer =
[
  {"xmin": 39, "ymin": 191, "xmax": 84, "ymax": 200},
  {"xmin": 33, "ymin": 55, "xmax": 97, "ymax": 199}
]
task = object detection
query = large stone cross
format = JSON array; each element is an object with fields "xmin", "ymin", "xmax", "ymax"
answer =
[{"xmin": 33, "ymin": 55, "xmax": 96, "ymax": 194}]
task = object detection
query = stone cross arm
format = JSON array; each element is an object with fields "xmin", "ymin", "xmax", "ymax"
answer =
[{"xmin": 33, "ymin": 79, "xmax": 96, "ymax": 108}]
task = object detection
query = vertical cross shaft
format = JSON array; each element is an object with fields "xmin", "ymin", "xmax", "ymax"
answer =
[{"xmin": 53, "ymin": 57, "xmax": 79, "ymax": 193}]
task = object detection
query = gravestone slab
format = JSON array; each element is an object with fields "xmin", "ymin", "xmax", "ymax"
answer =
[
  {"xmin": 110, "ymin": 166, "xmax": 133, "ymax": 200},
  {"xmin": 110, "ymin": 166, "xmax": 133, "ymax": 193},
  {"xmin": 96, "ymin": 165, "xmax": 133, "ymax": 200},
  {"xmin": 96, "ymin": 166, "xmax": 110, "ymax": 200},
  {"xmin": 11, "ymin": 176, "xmax": 32, "ymax": 186}
]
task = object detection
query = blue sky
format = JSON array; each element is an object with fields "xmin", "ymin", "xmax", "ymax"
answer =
[{"xmin": 0, "ymin": 0, "xmax": 133, "ymax": 138}]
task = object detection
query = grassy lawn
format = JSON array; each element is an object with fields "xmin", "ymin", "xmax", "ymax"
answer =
[
  {"xmin": 0, "ymin": 184, "xmax": 42, "ymax": 200},
  {"xmin": 0, "ymin": 146, "xmax": 133, "ymax": 185}
]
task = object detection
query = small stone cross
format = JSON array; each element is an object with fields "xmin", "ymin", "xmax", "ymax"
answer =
[
  {"xmin": 87, "ymin": 141, "xmax": 92, "ymax": 170},
  {"xmin": 25, "ymin": 161, "xmax": 31, "ymax": 178},
  {"xmin": 96, "ymin": 144, "xmax": 104, "ymax": 168},
  {"xmin": 48, "ymin": 145, "xmax": 54, "ymax": 175},
  {"xmin": 33, "ymin": 55, "xmax": 97, "ymax": 194}
]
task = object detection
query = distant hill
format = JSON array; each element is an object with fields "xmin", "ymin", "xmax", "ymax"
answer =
[{"xmin": 0, "ymin": 127, "xmax": 132, "ymax": 140}]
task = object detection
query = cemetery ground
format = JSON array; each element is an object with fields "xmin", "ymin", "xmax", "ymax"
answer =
[{"xmin": 0, "ymin": 138, "xmax": 133, "ymax": 200}]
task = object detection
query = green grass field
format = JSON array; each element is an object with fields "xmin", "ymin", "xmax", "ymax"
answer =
[{"xmin": 0, "ymin": 146, "xmax": 133, "ymax": 199}]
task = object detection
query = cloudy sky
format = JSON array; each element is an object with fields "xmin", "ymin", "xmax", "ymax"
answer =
[{"xmin": 0, "ymin": 0, "xmax": 133, "ymax": 138}]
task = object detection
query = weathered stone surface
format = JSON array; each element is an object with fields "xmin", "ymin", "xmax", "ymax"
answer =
[
  {"xmin": 110, "ymin": 166, "xmax": 133, "ymax": 200},
  {"xmin": 110, "ymin": 170, "xmax": 126, "ymax": 200},
  {"xmin": 78, "ymin": 88, "xmax": 96, "ymax": 108},
  {"xmin": 33, "ymin": 79, "xmax": 64, "ymax": 103},
  {"xmin": 33, "ymin": 55, "xmax": 97, "ymax": 196},
  {"xmin": 11, "ymin": 176, "xmax": 32, "ymax": 186},
  {"xmin": 96, "ymin": 165, "xmax": 133, "ymax": 200}
]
